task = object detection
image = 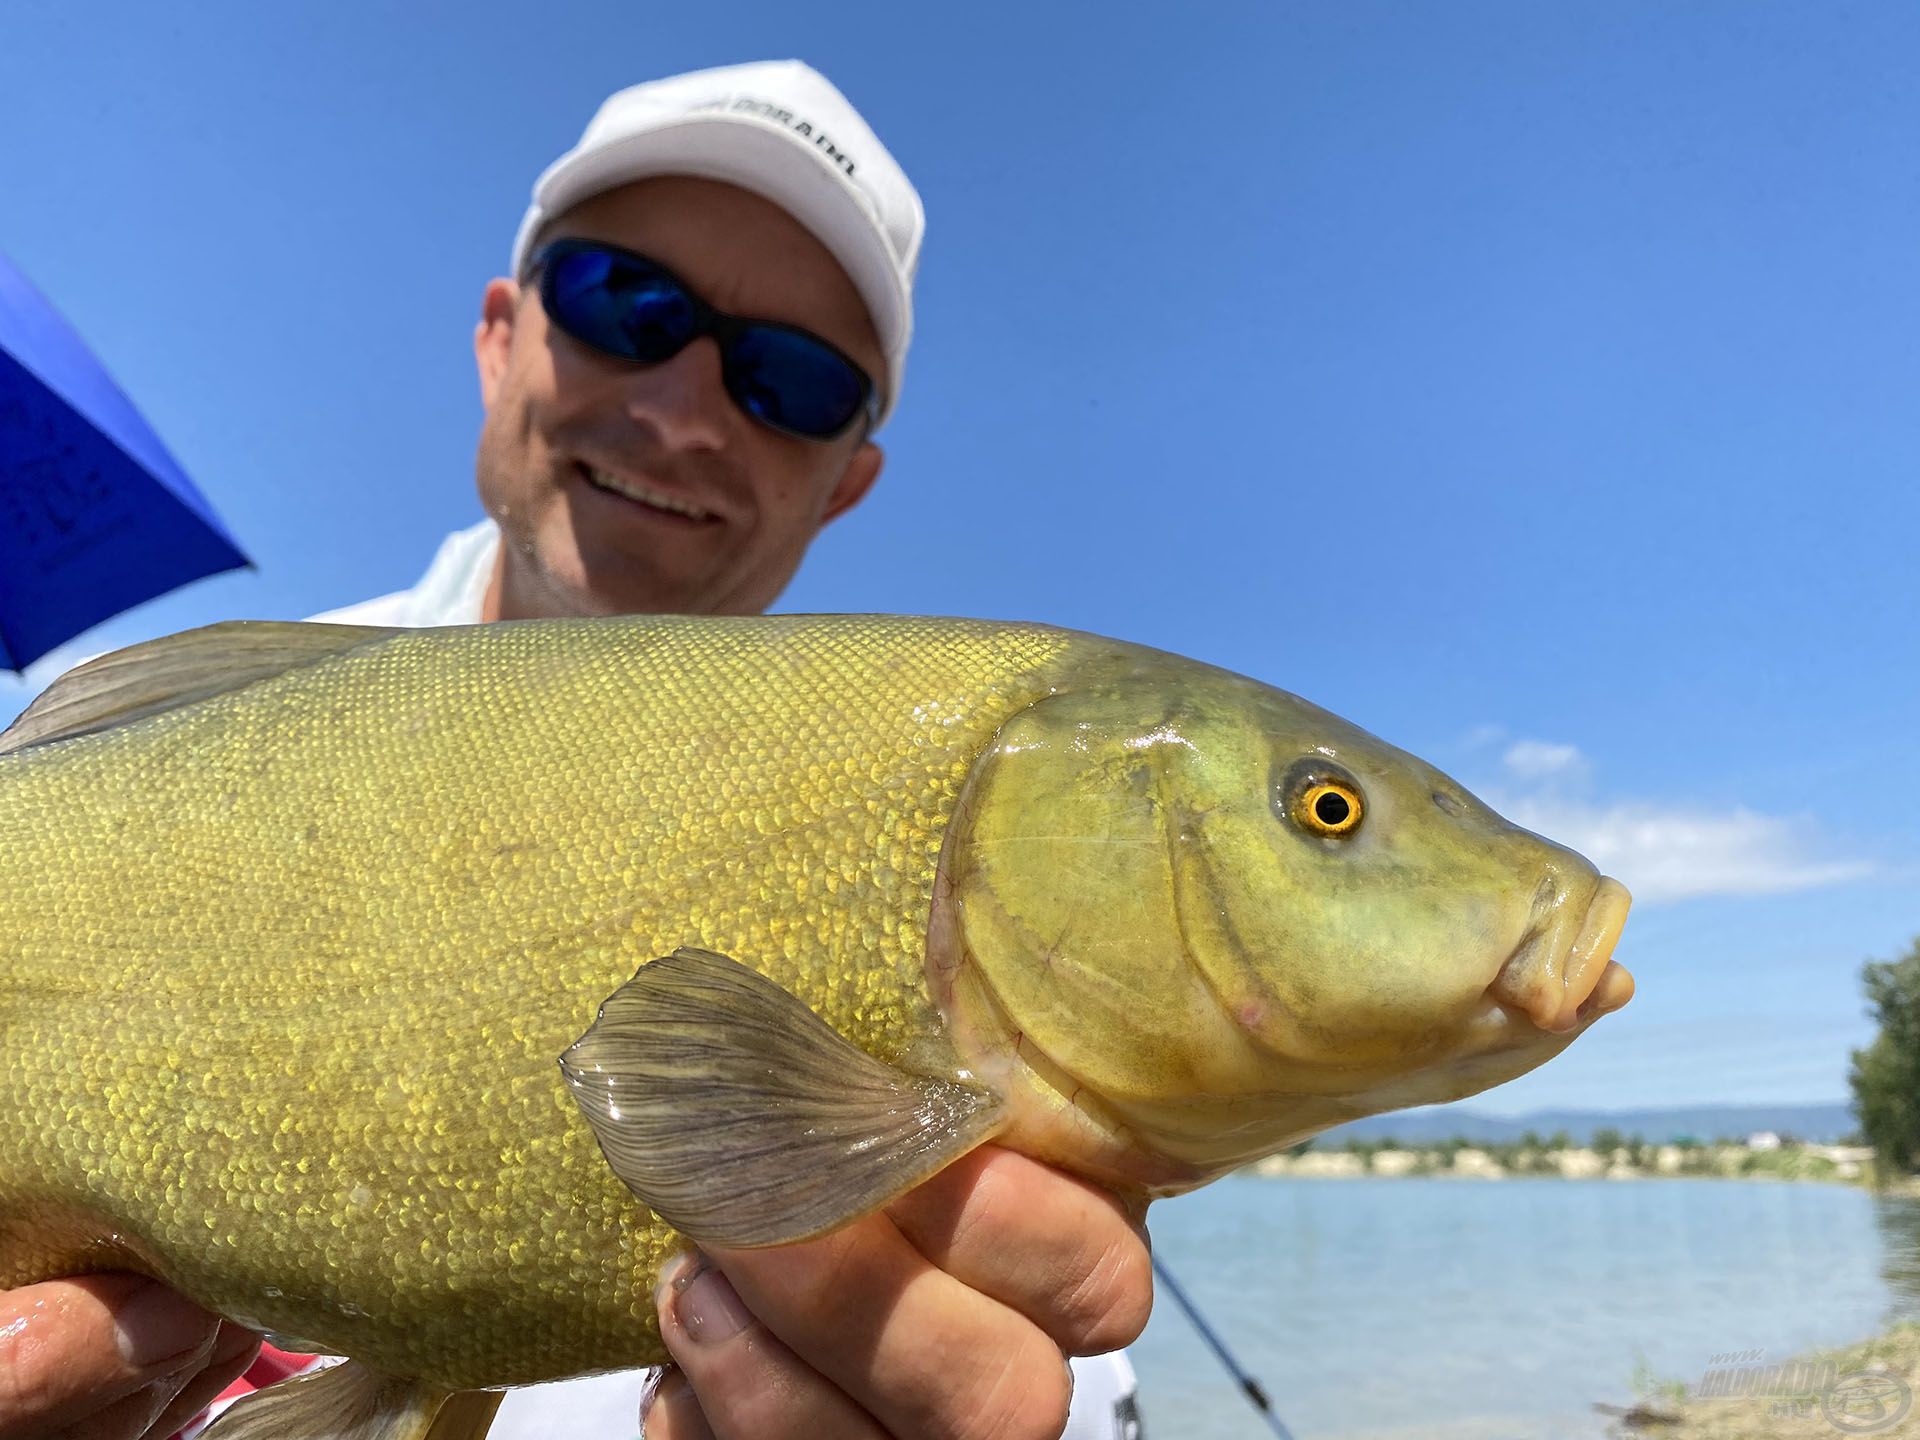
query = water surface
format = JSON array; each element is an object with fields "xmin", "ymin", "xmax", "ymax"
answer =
[{"xmin": 1131, "ymin": 1176, "xmax": 1920, "ymax": 1438}]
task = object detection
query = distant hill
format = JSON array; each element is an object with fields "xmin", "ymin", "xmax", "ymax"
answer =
[{"xmin": 1318, "ymin": 1102, "xmax": 1857, "ymax": 1147}]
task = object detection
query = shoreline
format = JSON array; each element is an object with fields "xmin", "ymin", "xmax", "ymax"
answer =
[
  {"xmin": 1604, "ymin": 1321, "xmax": 1920, "ymax": 1436},
  {"xmin": 1247, "ymin": 1140, "xmax": 1912, "ymax": 1189}
]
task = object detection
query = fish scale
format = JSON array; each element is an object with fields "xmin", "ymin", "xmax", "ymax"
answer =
[
  {"xmin": 0, "ymin": 611, "xmax": 1633, "ymax": 1436},
  {"xmin": 0, "ymin": 615, "xmax": 1074, "ymax": 1388}
]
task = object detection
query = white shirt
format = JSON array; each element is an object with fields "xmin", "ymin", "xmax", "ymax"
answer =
[
  {"xmin": 308, "ymin": 518, "xmax": 499, "ymax": 628},
  {"xmin": 314, "ymin": 521, "xmax": 1144, "ymax": 1440}
]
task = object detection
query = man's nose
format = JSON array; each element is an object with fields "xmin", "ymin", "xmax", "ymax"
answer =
[{"xmin": 621, "ymin": 335, "xmax": 733, "ymax": 451}]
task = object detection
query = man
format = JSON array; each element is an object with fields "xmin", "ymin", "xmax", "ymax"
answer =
[{"xmin": 0, "ymin": 62, "xmax": 1151, "ymax": 1440}]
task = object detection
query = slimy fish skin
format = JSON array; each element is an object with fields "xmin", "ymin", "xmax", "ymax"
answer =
[{"xmin": 0, "ymin": 617, "xmax": 1633, "ymax": 1437}]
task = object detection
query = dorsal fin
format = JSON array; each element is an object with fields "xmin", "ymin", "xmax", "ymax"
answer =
[{"xmin": 0, "ymin": 620, "xmax": 401, "ymax": 756}]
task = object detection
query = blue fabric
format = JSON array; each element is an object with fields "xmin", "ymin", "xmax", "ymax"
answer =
[{"xmin": 0, "ymin": 251, "xmax": 248, "ymax": 670}]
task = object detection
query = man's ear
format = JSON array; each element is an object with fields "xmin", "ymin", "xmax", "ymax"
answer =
[
  {"xmin": 474, "ymin": 279, "xmax": 521, "ymax": 408},
  {"xmin": 822, "ymin": 441, "xmax": 884, "ymax": 525}
]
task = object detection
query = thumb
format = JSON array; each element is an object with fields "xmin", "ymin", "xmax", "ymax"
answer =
[{"xmin": 0, "ymin": 1274, "xmax": 219, "ymax": 1437}]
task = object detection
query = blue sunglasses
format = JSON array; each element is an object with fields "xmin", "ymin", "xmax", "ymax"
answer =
[{"xmin": 530, "ymin": 239, "xmax": 879, "ymax": 441}]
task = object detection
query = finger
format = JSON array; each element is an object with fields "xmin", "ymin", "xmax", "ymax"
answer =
[
  {"xmin": 707, "ymin": 1220, "xmax": 1074, "ymax": 1440},
  {"xmin": 0, "ymin": 1276, "xmax": 220, "ymax": 1436},
  {"xmin": 886, "ymin": 1146, "xmax": 1155, "ymax": 1355},
  {"xmin": 649, "ymin": 1254, "xmax": 885, "ymax": 1440},
  {"xmin": 55, "ymin": 1366, "xmax": 192, "ymax": 1440},
  {"xmin": 52, "ymin": 1320, "xmax": 256, "ymax": 1440},
  {"xmin": 637, "ymin": 1368, "xmax": 714, "ymax": 1440},
  {"xmin": 142, "ymin": 1322, "xmax": 261, "ymax": 1439}
]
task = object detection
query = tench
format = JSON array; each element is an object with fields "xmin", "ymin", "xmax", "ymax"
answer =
[{"xmin": 0, "ymin": 616, "xmax": 1633, "ymax": 1437}]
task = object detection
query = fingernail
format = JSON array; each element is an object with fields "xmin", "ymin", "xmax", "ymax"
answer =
[
  {"xmin": 210, "ymin": 1321, "xmax": 263, "ymax": 1369},
  {"xmin": 669, "ymin": 1259, "xmax": 753, "ymax": 1345},
  {"xmin": 636, "ymin": 1364, "xmax": 673, "ymax": 1427},
  {"xmin": 130, "ymin": 1370, "xmax": 192, "ymax": 1430},
  {"xmin": 114, "ymin": 1284, "xmax": 217, "ymax": 1367},
  {"xmin": 639, "ymin": 1367, "xmax": 694, "ymax": 1437},
  {"xmin": 653, "ymin": 1250, "xmax": 699, "ymax": 1311}
]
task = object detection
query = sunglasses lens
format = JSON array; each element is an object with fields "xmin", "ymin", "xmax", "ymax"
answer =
[
  {"xmin": 538, "ymin": 242, "xmax": 872, "ymax": 440},
  {"xmin": 728, "ymin": 326, "xmax": 868, "ymax": 439},
  {"xmin": 545, "ymin": 247, "xmax": 695, "ymax": 364}
]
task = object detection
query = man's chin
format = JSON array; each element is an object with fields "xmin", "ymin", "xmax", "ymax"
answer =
[
  {"xmin": 553, "ymin": 560, "xmax": 739, "ymax": 621},
  {"xmin": 487, "ymin": 548, "xmax": 673, "ymax": 622}
]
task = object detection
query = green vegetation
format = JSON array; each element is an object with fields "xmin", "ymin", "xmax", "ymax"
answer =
[
  {"xmin": 1617, "ymin": 1321, "xmax": 1920, "ymax": 1437},
  {"xmin": 1736, "ymin": 1148, "xmax": 1840, "ymax": 1181},
  {"xmin": 1850, "ymin": 935, "xmax": 1920, "ymax": 1184},
  {"xmin": 1257, "ymin": 1132, "xmax": 1871, "ymax": 1185},
  {"xmin": 1628, "ymin": 1351, "xmax": 1689, "ymax": 1409}
]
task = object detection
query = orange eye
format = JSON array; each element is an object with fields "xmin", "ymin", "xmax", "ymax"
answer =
[{"xmin": 1295, "ymin": 781, "xmax": 1364, "ymax": 838}]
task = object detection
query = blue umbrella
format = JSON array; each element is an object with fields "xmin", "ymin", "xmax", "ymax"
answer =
[{"xmin": 0, "ymin": 250, "xmax": 249, "ymax": 672}]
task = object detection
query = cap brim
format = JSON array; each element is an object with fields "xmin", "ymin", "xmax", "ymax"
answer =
[{"xmin": 513, "ymin": 114, "xmax": 909, "ymax": 422}]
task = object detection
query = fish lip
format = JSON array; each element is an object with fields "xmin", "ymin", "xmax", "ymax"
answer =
[
  {"xmin": 1489, "ymin": 876, "xmax": 1634, "ymax": 1033},
  {"xmin": 573, "ymin": 460, "xmax": 727, "ymax": 523}
]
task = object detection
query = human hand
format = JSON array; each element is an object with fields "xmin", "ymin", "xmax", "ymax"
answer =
[
  {"xmin": 638, "ymin": 1145, "xmax": 1152, "ymax": 1440},
  {"xmin": 0, "ymin": 1274, "xmax": 260, "ymax": 1440}
]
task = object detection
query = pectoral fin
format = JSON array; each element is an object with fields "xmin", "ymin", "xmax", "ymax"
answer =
[
  {"xmin": 200, "ymin": 1360, "xmax": 500, "ymax": 1439},
  {"xmin": 560, "ymin": 947, "xmax": 1005, "ymax": 1247}
]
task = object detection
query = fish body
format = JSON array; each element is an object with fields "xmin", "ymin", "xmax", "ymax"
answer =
[{"xmin": 0, "ymin": 615, "xmax": 1631, "ymax": 1403}]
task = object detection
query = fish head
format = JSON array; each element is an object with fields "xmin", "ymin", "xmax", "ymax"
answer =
[{"xmin": 933, "ymin": 650, "xmax": 1633, "ymax": 1189}]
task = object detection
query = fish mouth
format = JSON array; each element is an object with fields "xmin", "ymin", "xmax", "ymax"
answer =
[{"xmin": 1489, "ymin": 876, "xmax": 1634, "ymax": 1034}]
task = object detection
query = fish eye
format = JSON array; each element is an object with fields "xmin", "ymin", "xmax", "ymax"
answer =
[
  {"xmin": 1296, "ymin": 781, "xmax": 1364, "ymax": 838},
  {"xmin": 1271, "ymin": 757, "xmax": 1367, "ymax": 841}
]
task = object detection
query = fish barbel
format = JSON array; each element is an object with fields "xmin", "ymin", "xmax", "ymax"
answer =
[{"xmin": 0, "ymin": 616, "xmax": 1633, "ymax": 1436}]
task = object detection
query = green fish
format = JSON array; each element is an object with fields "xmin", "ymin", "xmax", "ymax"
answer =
[{"xmin": 0, "ymin": 616, "xmax": 1633, "ymax": 1437}]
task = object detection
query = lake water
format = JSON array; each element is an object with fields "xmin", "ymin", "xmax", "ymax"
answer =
[{"xmin": 1129, "ymin": 1176, "xmax": 1920, "ymax": 1439}]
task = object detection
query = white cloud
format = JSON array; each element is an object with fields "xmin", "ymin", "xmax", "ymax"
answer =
[
  {"xmin": 1498, "ymin": 796, "xmax": 1873, "ymax": 902},
  {"xmin": 1477, "ymin": 740, "xmax": 1873, "ymax": 903},
  {"xmin": 1501, "ymin": 740, "xmax": 1588, "ymax": 784},
  {"xmin": 1461, "ymin": 722, "xmax": 1509, "ymax": 751}
]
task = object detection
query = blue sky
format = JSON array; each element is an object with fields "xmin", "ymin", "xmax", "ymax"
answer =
[{"xmin": 3, "ymin": 2, "xmax": 1915, "ymax": 1116}]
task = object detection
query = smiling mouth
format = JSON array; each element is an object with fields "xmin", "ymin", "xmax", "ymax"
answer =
[{"xmin": 578, "ymin": 463, "xmax": 720, "ymax": 522}]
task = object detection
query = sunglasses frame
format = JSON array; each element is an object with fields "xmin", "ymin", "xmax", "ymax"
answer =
[{"xmin": 528, "ymin": 238, "xmax": 880, "ymax": 442}]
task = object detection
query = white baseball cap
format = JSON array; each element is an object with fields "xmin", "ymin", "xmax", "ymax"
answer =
[{"xmin": 511, "ymin": 60, "xmax": 924, "ymax": 424}]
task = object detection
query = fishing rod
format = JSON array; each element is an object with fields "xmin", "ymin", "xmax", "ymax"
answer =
[{"xmin": 1151, "ymin": 1255, "xmax": 1297, "ymax": 1440}]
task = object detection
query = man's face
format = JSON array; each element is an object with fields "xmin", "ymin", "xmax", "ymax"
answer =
[{"xmin": 472, "ymin": 176, "xmax": 887, "ymax": 620}]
